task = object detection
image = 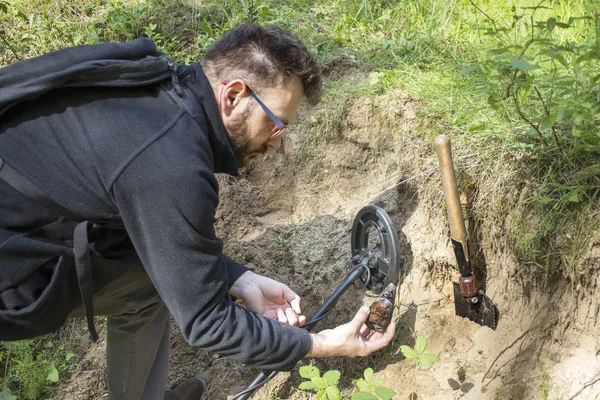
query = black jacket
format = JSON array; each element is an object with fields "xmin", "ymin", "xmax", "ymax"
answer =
[{"xmin": 0, "ymin": 63, "xmax": 311, "ymax": 371}]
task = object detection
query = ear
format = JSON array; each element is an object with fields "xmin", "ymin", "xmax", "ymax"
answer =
[{"xmin": 220, "ymin": 79, "xmax": 249, "ymax": 118}]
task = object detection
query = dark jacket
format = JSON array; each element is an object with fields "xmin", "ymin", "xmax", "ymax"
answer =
[{"xmin": 0, "ymin": 63, "xmax": 311, "ymax": 371}]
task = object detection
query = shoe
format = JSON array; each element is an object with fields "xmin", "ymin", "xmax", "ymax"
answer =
[{"xmin": 164, "ymin": 376, "xmax": 207, "ymax": 400}]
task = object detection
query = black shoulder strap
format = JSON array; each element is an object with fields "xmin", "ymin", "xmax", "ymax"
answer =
[{"xmin": 0, "ymin": 158, "xmax": 85, "ymax": 221}]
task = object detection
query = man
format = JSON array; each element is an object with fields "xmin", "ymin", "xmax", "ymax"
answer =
[{"xmin": 0, "ymin": 24, "xmax": 395, "ymax": 399}]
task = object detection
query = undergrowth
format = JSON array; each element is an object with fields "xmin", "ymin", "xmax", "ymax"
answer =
[{"xmin": 0, "ymin": 332, "xmax": 85, "ymax": 399}]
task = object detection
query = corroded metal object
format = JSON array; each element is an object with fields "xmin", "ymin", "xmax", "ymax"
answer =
[{"xmin": 366, "ymin": 283, "xmax": 396, "ymax": 332}]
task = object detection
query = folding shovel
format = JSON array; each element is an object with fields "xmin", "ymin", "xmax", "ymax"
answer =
[{"xmin": 434, "ymin": 135, "xmax": 498, "ymax": 330}]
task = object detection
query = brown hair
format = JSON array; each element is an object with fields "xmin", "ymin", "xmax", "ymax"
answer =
[{"xmin": 203, "ymin": 23, "xmax": 322, "ymax": 105}]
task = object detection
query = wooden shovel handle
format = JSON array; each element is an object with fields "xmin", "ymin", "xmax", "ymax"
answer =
[{"xmin": 434, "ymin": 135, "xmax": 469, "ymax": 262}]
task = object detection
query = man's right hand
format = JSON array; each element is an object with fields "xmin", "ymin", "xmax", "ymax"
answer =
[{"xmin": 307, "ymin": 306, "xmax": 396, "ymax": 358}]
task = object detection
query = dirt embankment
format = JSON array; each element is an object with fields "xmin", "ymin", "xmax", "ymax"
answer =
[{"xmin": 57, "ymin": 83, "xmax": 600, "ymax": 400}]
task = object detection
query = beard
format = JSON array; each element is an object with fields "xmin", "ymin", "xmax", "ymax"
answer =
[{"xmin": 226, "ymin": 106, "xmax": 268, "ymax": 167}]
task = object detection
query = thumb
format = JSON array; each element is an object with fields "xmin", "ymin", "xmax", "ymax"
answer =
[{"xmin": 350, "ymin": 306, "xmax": 370, "ymax": 329}]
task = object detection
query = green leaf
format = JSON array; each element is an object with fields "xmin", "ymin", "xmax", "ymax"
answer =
[
  {"xmin": 324, "ymin": 385, "xmax": 341, "ymax": 400},
  {"xmin": 400, "ymin": 345, "xmax": 419, "ymax": 361},
  {"xmin": 418, "ymin": 353, "xmax": 440, "ymax": 367},
  {"xmin": 300, "ymin": 365, "xmax": 320, "ymax": 379},
  {"xmin": 0, "ymin": 2, "xmax": 8, "ymax": 13},
  {"xmin": 0, "ymin": 388, "xmax": 17, "ymax": 400},
  {"xmin": 369, "ymin": 72, "xmax": 382, "ymax": 86},
  {"xmin": 509, "ymin": 59, "xmax": 540, "ymax": 72},
  {"xmin": 364, "ymin": 368, "xmax": 374, "ymax": 381},
  {"xmin": 468, "ymin": 123, "xmax": 488, "ymax": 132},
  {"xmin": 374, "ymin": 386, "xmax": 397, "ymax": 400},
  {"xmin": 299, "ymin": 381, "xmax": 319, "ymax": 391},
  {"xmin": 546, "ymin": 17, "xmax": 556, "ymax": 32},
  {"xmin": 355, "ymin": 379, "xmax": 370, "ymax": 391},
  {"xmin": 47, "ymin": 363, "xmax": 59, "ymax": 383},
  {"xmin": 540, "ymin": 116, "xmax": 556, "ymax": 131},
  {"xmin": 312, "ymin": 377, "xmax": 328, "ymax": 389},
  {"xmin": 459, "ymin": 65, "xmax": 480, "ymax": 75},
  {"xmin": 350, "ymin": 392, "xmax": 379, "ymax": 400},
  {"xmin": 66, "ymin": 351, "xmax": 77, "ymax": 361},
  {"xmin": 415, "ymin": 336, "xmax": 427, "ymax": 353},
  {"xmin": 88, "ymin": 32, "xmax": 101, "ymax": 43},
  {"xmin": 565, "ymin": 190, "xmax": 580, "ymax": 203},
  {"xmin": 487, "ymin": 95, "xmax": 501, "ymax": 111},
  {"xmin": 317, "ymin": 390, "xmax": 327, "ymax": 400},
  {"xmin": 323, "ymin": 370, "xmax": 341, "ymax": 387}
]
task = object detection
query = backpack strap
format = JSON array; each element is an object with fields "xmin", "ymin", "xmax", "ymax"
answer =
[
  {"xmin": 73, "ymin": 221, "xmax": 98, "ymax": 341},
  {"xmin": 0, "ymin": 158, "xmax": 87, "ymax": 221},
  {"xmin": 0, "ymin": 158, "xmax": 104, "ymax": 341}
]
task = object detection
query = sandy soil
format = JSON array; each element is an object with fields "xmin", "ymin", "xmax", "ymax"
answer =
[{"xmin": 56, "ymin": 85, "xmax": 600, "ymax": 400}]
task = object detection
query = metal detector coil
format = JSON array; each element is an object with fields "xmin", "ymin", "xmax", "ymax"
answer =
[{"xmin": 350, "ymin": 205, "xmax": 401, "ymax": 293}]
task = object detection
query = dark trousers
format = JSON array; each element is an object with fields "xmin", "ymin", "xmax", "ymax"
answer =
[{"xmin": 68, "ymin": 260, "xmax": 170, "ymax": 400}]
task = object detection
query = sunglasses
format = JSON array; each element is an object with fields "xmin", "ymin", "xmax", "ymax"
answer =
[{"xmin": 221, "ymin": 80, "xmax": 287, "ymax": 140}]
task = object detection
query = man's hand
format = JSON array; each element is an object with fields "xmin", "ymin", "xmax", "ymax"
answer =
[
  {"xmin": 229, "ymin": 271, "xmax": 306, "ymax": 326},
  {"xmin": 307, "ymin": 306, "xmax": 396, "ymax": 357}
]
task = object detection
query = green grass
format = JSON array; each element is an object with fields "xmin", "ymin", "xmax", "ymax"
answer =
[{"xmin": 0, "ymin": 335, "xmax": 84, "ymax": 399}]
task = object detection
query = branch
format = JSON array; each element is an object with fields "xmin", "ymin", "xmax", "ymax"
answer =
[
  {"xmin": 468, "ymin": 0, "xmax": 505, "ymax": 47},
  {"xmin": 511, "ymin": 93, "xmax": 547, "ymax": 145},
  {"xmin": 534, "ymin": 86, "xmax": 561, "ymax": 146},
  {"xmin": 567, "ymin": 374, "xmax": 600, "ymax": 400},
  {"xmin": 0, "ymin": 32, "xmax": 22, "ymax": 61},
  {"xmin": 468, "ymin": 0, "xmax": 499, "ymax": 33}
]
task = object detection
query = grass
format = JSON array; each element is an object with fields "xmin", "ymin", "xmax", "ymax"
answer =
[{"xmin": 0, "ymin": 325, "xmax": 88, "ymax": 399}]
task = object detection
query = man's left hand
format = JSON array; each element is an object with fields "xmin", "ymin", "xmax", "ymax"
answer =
[{"xmin": 229, "ymin": 271, "xmax": 306, "ymax": 326}]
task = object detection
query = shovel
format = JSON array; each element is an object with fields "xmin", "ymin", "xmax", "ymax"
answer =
[{"xmin": 434, "ymin": 135, "xmax": 498, "ymax": 330}]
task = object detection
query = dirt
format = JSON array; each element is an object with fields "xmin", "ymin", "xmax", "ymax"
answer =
[{"xmin": 56, "ymin": 84, "xmax": 600, "ymax": 400}]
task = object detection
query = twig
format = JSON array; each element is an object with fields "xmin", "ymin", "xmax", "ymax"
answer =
[
  {"xmin": 567, "ymin": 374, "xmax": 600, "ymax": 400},
  {"xmin": 468, "ymin": 0, "xmax": 499, "ymax": 35},
  {"xmin": 3, "ymin": 348, "xmax": 9, "ymax": 379},
  {"xmin": 511, "ymin": 93, "xmax": 548, "ymax": 145},
  {"xmin": 0, "ymin": 32, "xmax": 22, "ymax": 61},
  {"xmin": 534, "ymin": 85, "xmax": 560, "ymax": 147}
]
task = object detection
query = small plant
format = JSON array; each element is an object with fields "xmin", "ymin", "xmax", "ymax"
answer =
[
  {"xmin": 299, "ymin": 365, "xmax": 341, "ymax": 400},
  {"xmin": 0, "ymin": 337, "xmax": 80, "ymax": 400},
  {"xmin": 351, "ymin": 368, "xmax": 397, "ymax": 400},
  {"xmin": 298, "ymin": 366, "xmax": 397, "ymax": 400},
  {"xmin": 400, "ymin": 335, "xmax": 440, "ymax": 400},
  {"xmin": 275, "ymin": 233, "xmax": 290, "ymax": 248},
  {"xmin": 0, "ymin": 387, "xmax": 17, "ymax": 400}
]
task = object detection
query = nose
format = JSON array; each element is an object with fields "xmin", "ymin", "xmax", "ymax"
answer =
[{"xmin": 266, "ymin": 135, "xmax": 282, "ymax": 150}]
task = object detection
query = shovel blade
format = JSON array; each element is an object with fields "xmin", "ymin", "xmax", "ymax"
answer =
[{"xmin": 453, "ymin": 283, "xmax": 499, "ymax": 330}]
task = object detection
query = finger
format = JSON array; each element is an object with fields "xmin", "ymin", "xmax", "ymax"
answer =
[
  {"xmin": 289, "ymin": 296, "xmax": 302, "ymax": 315},
  {"xmin": 350, "ymin": 306, "xmax": 370, "ymax": 330},
  {"xmin": 285, "ymin": 307, "xmax": 299, "ymax": 326},
  {"xmin": 360, "ymin": 325, "xmax": 372, "ymax": 339},
  {"xmin": 277, "ymin": 308, "xmax": 288, "ymax": 324},
  {"xmin": 298, "ymin": 315, "xmax": 306, "ymax": 326},
  {"xmin": 281, "ymin": 287, "xmax": 302, "ymax": 315},
  {"xmin": 366, "ymin": 321, "xmax": 396, "ymax": 348}
]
